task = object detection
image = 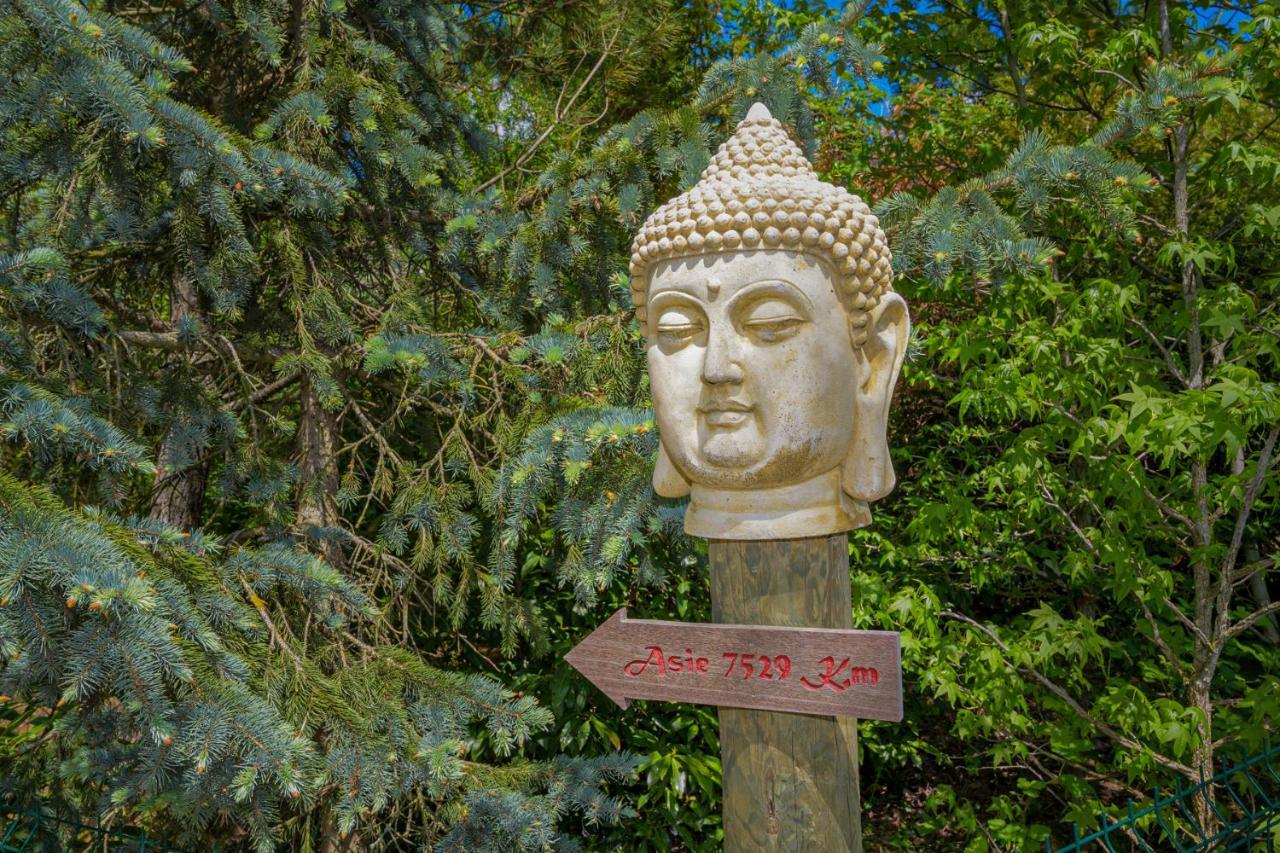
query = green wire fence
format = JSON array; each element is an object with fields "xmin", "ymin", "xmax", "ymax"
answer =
[
  {"xmin": 0, "ymin": 805, "xmax": 213, "ymax": 852},
  {"xmin": 5, "ymin": 740, "xmax": 1278, "ymax": 851},
  {"xmin": 1050, "ymin": 738, "xmax": 1280, "ymax": 852}
]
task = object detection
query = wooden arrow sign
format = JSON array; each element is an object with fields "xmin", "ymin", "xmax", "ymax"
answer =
[{"xmin": 565, "ymin": 609, "xmax": 902, "ymax": 721}]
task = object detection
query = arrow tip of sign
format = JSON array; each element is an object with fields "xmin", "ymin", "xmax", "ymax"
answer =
[{"xmin": 565, "ymin": 608, "xmax": 631, "ymax": 710}]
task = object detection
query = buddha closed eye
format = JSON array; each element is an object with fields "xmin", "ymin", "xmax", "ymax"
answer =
[
  {"xmin": 654, "ymin": 305, "xmax": 705, "ymax": 349},
  {"xmin": 735, "ymin": 291, "xmax": 809, "ymax": 344}
]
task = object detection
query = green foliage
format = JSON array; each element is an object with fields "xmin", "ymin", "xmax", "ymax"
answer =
[
  {"xmin": 493, "ymin": 1, "xmax": 1280, "ymax": 848},
  {"xmin": 877, "ymin": 130, "xmax": 1149, "ymax": 284},
  {"xmin": 804, "ymin": 1, "xmax": 1280, "ymax": 848},
  {"xmin": 0, "ymin": 468, "xmax": 634, "ymax": 850},
  {"xmin": 0, "ymin": 0, "xmax": 869, "ymax": 844},
  {"xmin": 0, "ymin": 0, "xmax": 698, "ymax": 846},
  {"xmin": 2, "ymin": 0, "xmax": 1277, "ymax": 848}
]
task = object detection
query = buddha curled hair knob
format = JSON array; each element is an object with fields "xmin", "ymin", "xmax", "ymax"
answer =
[{"xmin": 629, "ymin": 103, "xmax": 894, "ymax": 347}]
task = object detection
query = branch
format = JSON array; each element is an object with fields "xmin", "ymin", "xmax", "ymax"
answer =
[
  {"xmin": 1220, "ymin": 427, "xmax": 1279, "ymax": 588},
  {"xmin": 1136, "ymin": 479, "xmax": 1194, "ymax": 529},
  {"xmin": 1221, "ymin": 600, "xmax": 1280, "ymax": 644},
  {"xmin": 347, "ymin": 532, "xmax": 413, "ymax": 577},
  {"xmin": 474, "ymin": 24, "xmax": 621, "ymax": 193},
  {"xmin": 1164, "ymin": 596, "xmax": 1210, "ymax": 646},
  {"xmin": 469, "ymin": 335, "xmax": 508, "ymax": 366},
  {"xmin": 942, "ymin": 610, "xmax": 1194, "ymax": 778},
  {"xmin": 114, "ymin": 329, "xmax": 285, "ymax": 364},
  {"xmin": 1130, "ymin": 255, "xmax": 1181, "ymax": 287},
  {"xmin": 1093, "ymin": 67, "xmax": 1139, "ymax": 90},
  {"xmin": 458, "ymin": 633, "xmax": 502, "ymax": 674},
  {"xmin": 240, "ymin": 577, "xmax": 305, "ymax": 673},
  {"xmin": 1233, "ymin": 555, "xmax": 1275, "ymax": 588},
  {"xmin": 226, "ymin": 371, "xmax": 302, "ymax": 412},
  {"xmin": 1126, "ymin": 313, "xmax": 1189, "ymax": 387},
  {"xmin": 95, "ymin": 290, "xmax": 170, "ymax": 332},
  {"xmin": 998, "ymin": 6, "xmax": 1027, "ymax": 111},
  {"xmin": 1138, "ymin": 597, "xmax": 1189, "ymax": 676},
  {"xmin": 1041, "ymin": 399, "xmax": 1086, "ymax": 429},
  {"xmin": 115, "ymin": 329, "xmax": 186, "ymax": 352},
  {"xmin": 916, "ymin": 50, "xmax": 1089, "ymax": 112},
  {"xmin": 1039, "ymin": 481, "xmax": 1095, "ymax": 552},
  {"xmin": 346, "ymin": 395, "xmax": 406, "ymax": 469},
  {"xmin": 1211, "ymin": 427, "xmax": 1280, "ymax": 655}
]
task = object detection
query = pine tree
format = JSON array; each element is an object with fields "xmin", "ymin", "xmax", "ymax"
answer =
[
  {"xmin": 0, "ymin": 0, "xmax": 698, "ymax": 847},
  {"xmin": 0, "ymin": 0, "xmax": 893, "ymax": 846}
]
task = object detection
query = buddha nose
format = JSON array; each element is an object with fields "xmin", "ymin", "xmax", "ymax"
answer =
[{"xmin": 702, "ymin": 326, "xmax": 744, "ymax": 385}]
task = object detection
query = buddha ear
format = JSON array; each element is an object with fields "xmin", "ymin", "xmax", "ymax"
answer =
[
  {"xmin": 842, "ymin": 292, "xmax": 910, "ymax": 502},
  {"xmin": 653, "ymin": 440, "xmax": 691, "ymax": 497}
]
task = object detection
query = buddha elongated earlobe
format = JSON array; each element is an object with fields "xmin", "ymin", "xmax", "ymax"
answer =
[
  {"xmin": 842, "ymin": 292, "xmax": 910, "ymax": 502},
  {"xmin": 653, "ymin": 440, "xmax": 692, "ymax": 498}
]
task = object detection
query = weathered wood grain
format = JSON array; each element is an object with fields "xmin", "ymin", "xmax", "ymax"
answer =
[
  {"xmin": 711, "ymin": 534, "xmax": 863, "ymax": 853},
  {"xmin": 564, "ymin": 608, "xmax": 901, "ymax": 719}
]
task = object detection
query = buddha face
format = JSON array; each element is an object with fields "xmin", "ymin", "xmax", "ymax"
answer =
[{"xmin": 646, "ymin": 251, "xmax": 857, "ymax": 491}]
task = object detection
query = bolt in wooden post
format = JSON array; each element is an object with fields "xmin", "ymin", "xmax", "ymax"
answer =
[{"xmin": 710, "ymin": 533, "xmax": 861, "ymax": 852}]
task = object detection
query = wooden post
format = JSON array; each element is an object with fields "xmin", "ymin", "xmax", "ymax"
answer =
[{"xmin": 710, "ymin": 533, "xmax": 861, "ymax": 852}]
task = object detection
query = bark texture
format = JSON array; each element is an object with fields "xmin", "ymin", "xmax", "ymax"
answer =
[{"xmin": 150, "ymin": 274, "xmax": 210, "ymax": 529}]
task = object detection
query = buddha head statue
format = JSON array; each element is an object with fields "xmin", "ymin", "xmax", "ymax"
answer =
[{"xmin": 630, "ymin": 103, "xmax": 910, "ymax": 540}]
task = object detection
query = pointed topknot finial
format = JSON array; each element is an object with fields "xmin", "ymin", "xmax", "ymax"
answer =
[{"xmin": 628, "ymin": 98, "xmax": 894, "ymax": 341}]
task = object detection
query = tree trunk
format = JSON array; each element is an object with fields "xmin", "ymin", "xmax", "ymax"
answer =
[
  {"xmin": 298, "ymin": 374, "xmax": 361, "ymax": 850},
  {"xmin": 1158, "ymin": 0, "xmax": 1217, "ymax": 832},
  {"xmin": 317, "ymin": 810, "xmax": 364, "ymax": 853},
  {"xmin": 298, "ymin": 374, "xmax": 344, "ymax": 569},
  {"xmin": 150, "ymin": 439, "xmax": 209, "ymax": 529},
  {"xmin": 1247, "ymin": 544, "xmax": 1279, "ymax": 646},
  {"xmin": 150, "ymin": 274, "xmax": 209, "ymax": 529}
]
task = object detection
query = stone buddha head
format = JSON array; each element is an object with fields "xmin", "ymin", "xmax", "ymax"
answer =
[{"xmin": 630, "ymin": 103, "xmax": 909, "ymax": 540}]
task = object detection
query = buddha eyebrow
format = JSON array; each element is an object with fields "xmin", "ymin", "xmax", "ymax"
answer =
[
  {"xmin": 647, "ymin": 288, "xmax": 704, "ymax": 307},
  {"xmin": 727, "ymin": 279, "xmax": 813, "ymax": 311}
]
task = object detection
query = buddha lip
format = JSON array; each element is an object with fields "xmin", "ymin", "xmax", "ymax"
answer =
[{"xmin": 698, "ymin": 400, "xmax": 752, "ymax": 413}]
